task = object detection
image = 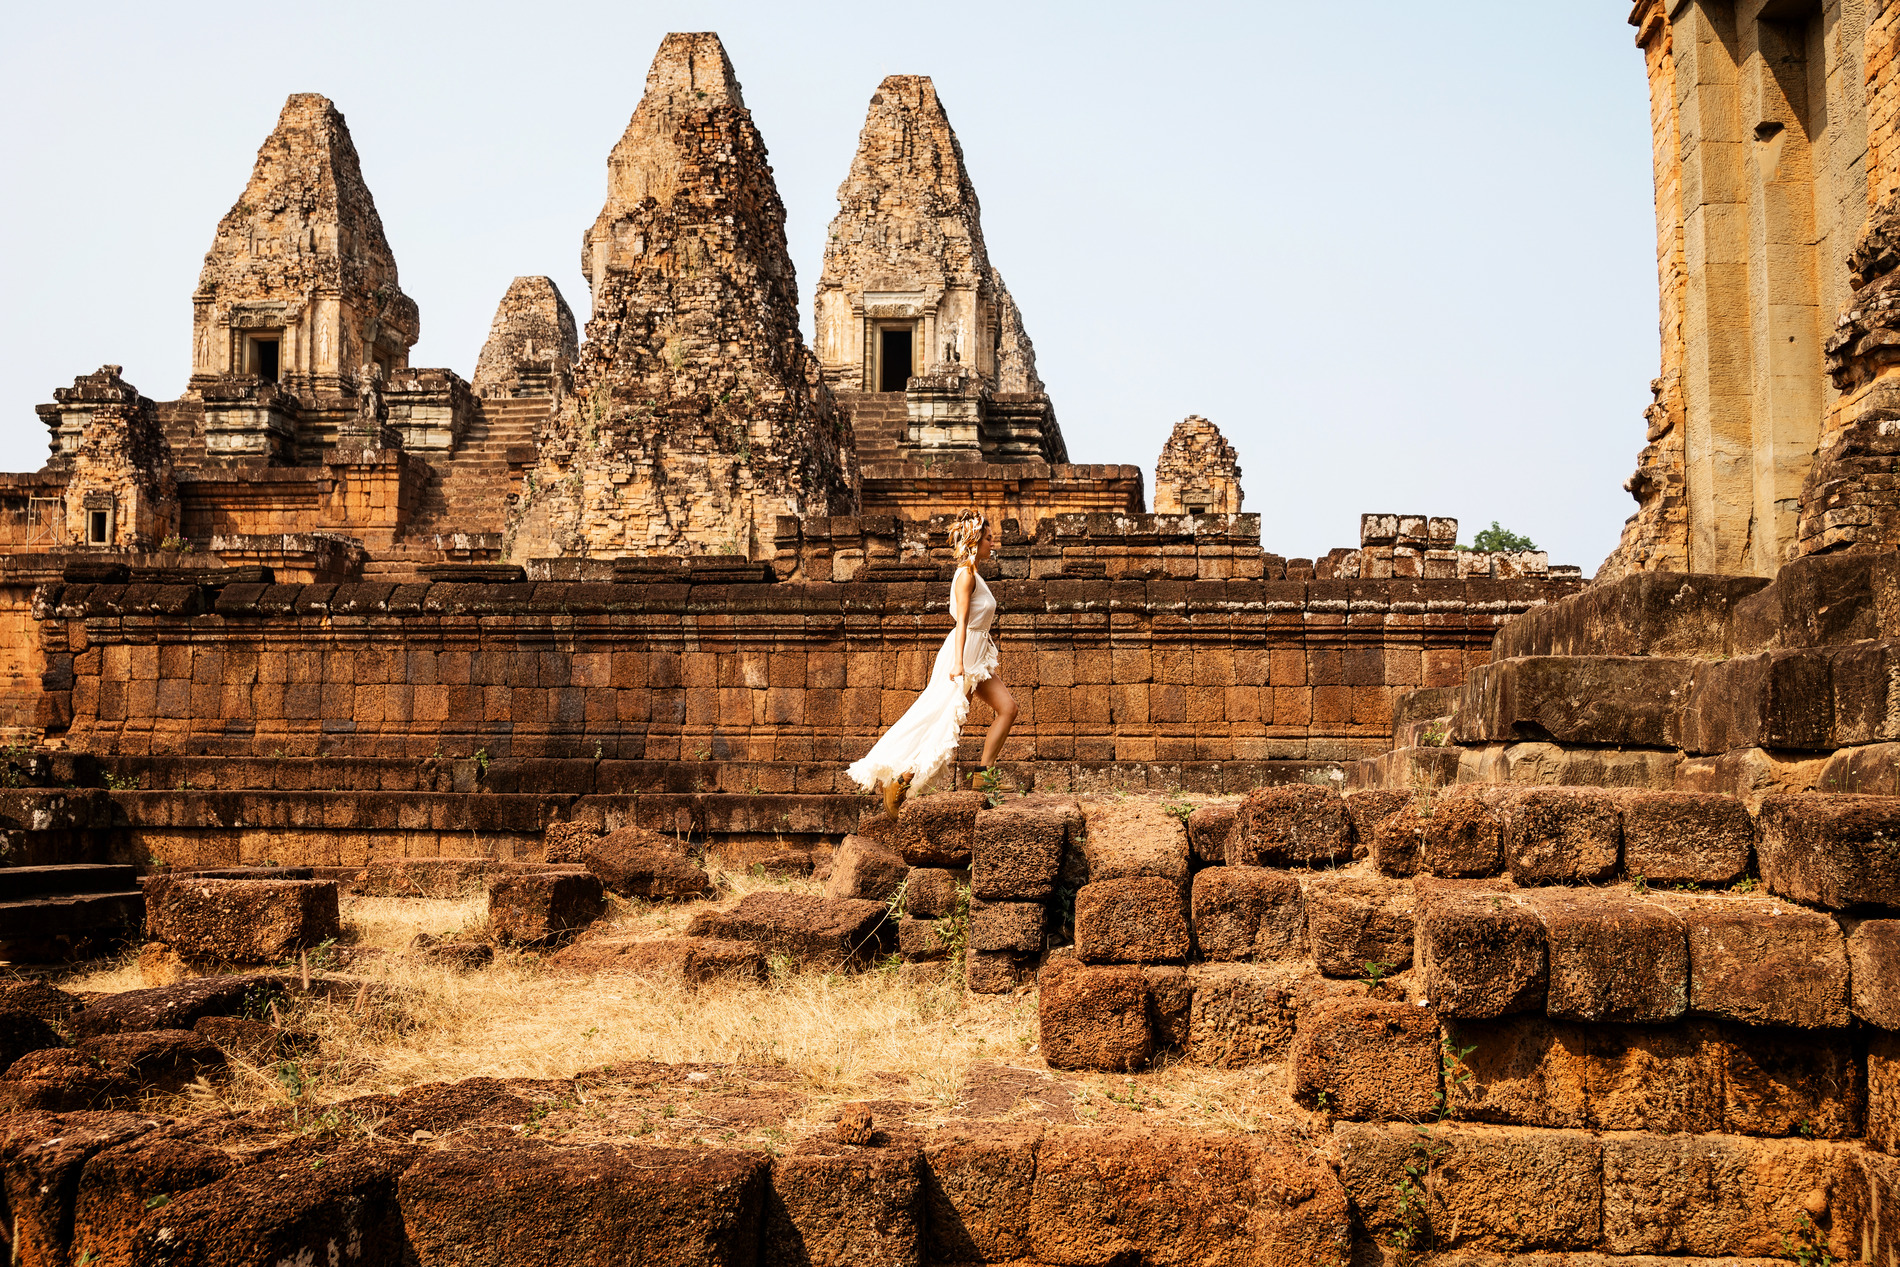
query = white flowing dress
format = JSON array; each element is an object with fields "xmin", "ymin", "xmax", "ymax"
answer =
[{"xmin": 847, "ymin": 567, "xmax": 999, "ymax": 794}]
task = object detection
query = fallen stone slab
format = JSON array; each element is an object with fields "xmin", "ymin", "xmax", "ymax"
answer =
[
  {"xmin": 144, "ymin": 876, "xmax": 340, "ymax": 964},
  {"xmin": 357, "ymin": 856, "xmax": 502, "ymax": 898},
  {"xmin": 68, "ymin": 974, "xmax": 292, "ymax": 1038},
  {"xmin": 764, "ymin": 1137, "xmax": 924, "ymax": 1267},
  {"xmin": 2, "ymin": 1028, "xmax": 224, "ymax": 1110},
  {"xmin": 488, "ymin": 871, "xmax": 606, "ymax": 947},
  {"xmin": 192, "ymin": 1014, "xmax": 320, "ymax": 1063},
  {"xmin": 72, "ymin": 1129, "xmax": 244, "ymax": 1267},
  {"xmin": 1455, "ymin": 655, "xmax": 1693, "ymax": 748},
  {"xmin": 685, "ymin": 892, "xmax": 893, "ymax": 969},
  {"xmin": 549, "ymin": 936, "xmax": 766, "ymax": 984},
  {"xmin": 583, "ymin": 825, "xmax": 712, "ymax": 900},
  {"xmin": 0, "ymin": 1111, "xmax": 160, "ymax": 1267},
  {"xmin": 400, "ymin": 1143, "xmax": 768, "ymax": 1267},
  {"xmin": 127, "ymin": 1139, "xmax": 417, "ymax": 1267},
  {"xmin": 822, "ymin": 834, "xmax": 908, "ymax": 902}
]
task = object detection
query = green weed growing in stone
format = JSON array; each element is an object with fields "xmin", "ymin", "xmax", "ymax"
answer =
[{"xmin": 1781, "ymin": 1211, "xmax": 1838, "ymax": 1266}]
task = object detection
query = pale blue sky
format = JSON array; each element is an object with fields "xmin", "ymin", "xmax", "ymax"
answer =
[{"xmin": 0, "ymin": 2, "xmax": 1657, "ymax": 571}]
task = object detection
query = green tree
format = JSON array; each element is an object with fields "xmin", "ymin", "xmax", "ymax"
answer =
[{"xmin": 1467, "ymin": 521, "xmax": 1537, "ymax": 552}]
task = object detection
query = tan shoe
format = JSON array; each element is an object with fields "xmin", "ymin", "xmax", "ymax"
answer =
[{"xmin": 883, "ymin": 773, "xmax": 912, "ymax": 818}]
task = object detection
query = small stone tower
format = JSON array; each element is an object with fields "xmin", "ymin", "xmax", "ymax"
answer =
[
  {"xmin": 507, "ymin": 33, "xmax": 857, "ymax": 561},
  {"xmin": 36, "ymin": 367, "xmax": 180, "ymax": 550},
  {"xmin": 471, "ymin": 277, "xmax": 578, "ymax": 399},
  {"xmin": 1153, "ymin": 416, "xmax": 1243, "ymax": 516}
]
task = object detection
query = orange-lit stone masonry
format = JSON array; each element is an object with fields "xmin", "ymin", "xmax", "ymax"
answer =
[{"xmin": 36, "ymin": 569, "xmax": 1579, "ymax": 765}]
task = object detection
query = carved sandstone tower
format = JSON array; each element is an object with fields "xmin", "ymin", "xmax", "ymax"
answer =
[
  {"xmin": 508, "ymin": 33, "xmax": 856, "ymax": 561},
  {"xmin": 814, "ymin": 76, "xmax": 1065, "ymax": 466},
  {"xmin": 188, "ymin": 92, "xmax": 420, "ymax": 462},
  {"xmin": 1153, "ymin": 416, "xmax": 1243, "ymax": 516},
  {"xmin": 471, "ymin": 276, "xmax": 578, "ymax": 399}
]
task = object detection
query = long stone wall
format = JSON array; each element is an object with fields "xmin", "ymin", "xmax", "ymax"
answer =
[{"xmin": 36, "ymin": 573, "xmax": 1577, "ymax": 768}]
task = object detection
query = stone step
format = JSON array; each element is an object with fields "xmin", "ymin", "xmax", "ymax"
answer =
[
  {"xmin": 0, "ymin": 863, "xmax": 138, "ymax": 901},
  {"xmin": 0, "ymin": 889, "xmax": 144, "ymax": 940}
]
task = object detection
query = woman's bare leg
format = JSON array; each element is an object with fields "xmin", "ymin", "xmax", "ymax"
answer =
[{"xmin": 971, "ymin": 676, "xmax": 1019, "ymax": 767}]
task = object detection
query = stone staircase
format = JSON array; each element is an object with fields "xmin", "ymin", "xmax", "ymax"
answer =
[
  {"xmin": 0, "ymin": 863, "xmax": 142, "ymax": 954},
  {"xmin": 838, "ymin": 391, "xmax": 908, "ymax": 466},
  {"xmin": 362, "ymin": 396, "xmax": 549, "ymax": 580}
]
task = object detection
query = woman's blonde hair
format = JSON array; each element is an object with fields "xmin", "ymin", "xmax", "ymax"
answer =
[{"xmin": 949, "ymin": 511, "xmax": 989, "ymax": 567}]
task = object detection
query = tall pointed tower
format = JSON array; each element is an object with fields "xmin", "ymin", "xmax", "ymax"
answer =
[
  {"xmin": 189, "ymin": 93, "xmax": 418, "ymax": 405},
  {"xmin": 508, "ymin": 32, "xmax": 856, "ymax": 561},
  {"xmin": 815, "ymin": 76, "xmax": 1063, "ymax": 465}
]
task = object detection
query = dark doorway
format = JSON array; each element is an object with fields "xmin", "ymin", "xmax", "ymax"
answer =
[
  {"xmin": 253, "ymin": 337, "xmax": 280, "ymax": 383},
  {"xmin": 878, "ymin": 328, "xmax": 913, "ymax": 393}
]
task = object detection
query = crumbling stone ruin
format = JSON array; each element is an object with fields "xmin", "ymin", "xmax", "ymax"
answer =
[
  {"xmin": 5, "ymin": 15, "xmax": 1900, "ymax": 1267},
  {"xmin": 470, "ymin": 276, "xmax": 578, "ymax": 400},
  {"xmin": 507, "ymin": 33, "xmax": 856, "ymax": 562},
  {"xmin": 1151, "ymin": 415, "xmax": 1242, "ymax": 515}
]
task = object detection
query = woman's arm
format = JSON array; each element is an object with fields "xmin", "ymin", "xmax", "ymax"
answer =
[{"xmin": 949, "ymin": 565, "xmax": 976, "ymax": 680}]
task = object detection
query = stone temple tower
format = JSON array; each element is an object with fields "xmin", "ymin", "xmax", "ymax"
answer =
[
  {"xmin": 1153, "ymin": 416, "xmax": 1243, "ymax": 516},
  {"xmin": 814, "ymin": 76, "xmax": 1065, "ymax": 467},
  {"xmin": 508, "ymin": 32, "xmax": 857, "ymax": 561},
  {"xmin": 187, "ymin": 93, "xmax": 419, "ymax": 461}
]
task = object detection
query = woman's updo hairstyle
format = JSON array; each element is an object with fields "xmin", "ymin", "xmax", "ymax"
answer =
[{"xmin": 949, "ymin": 511, "xmax": 989, "ymax": 567}]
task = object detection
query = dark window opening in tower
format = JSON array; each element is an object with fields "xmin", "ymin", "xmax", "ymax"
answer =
[
  {"xmin": 253, "ymin": 337, "xmax": 280, "ymax": 383},
  {"xmin": 879, "ymin": 328, "xmax": 913, "ymax": 393}
]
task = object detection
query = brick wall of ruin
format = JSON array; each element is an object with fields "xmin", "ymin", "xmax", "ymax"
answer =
[{"xmin": 36, "ymin": 573, "xmax": 1576, "ymax": 768}]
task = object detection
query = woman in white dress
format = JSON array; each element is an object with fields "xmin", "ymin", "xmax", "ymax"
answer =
[{"xmin": 848, "ymin": 511, "xmax": 1020, "ymax": 816}]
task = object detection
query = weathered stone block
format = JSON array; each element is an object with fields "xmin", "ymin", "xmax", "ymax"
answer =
[
  {"xmin": 971, "ymin": 800, "xmax": 1069, "ymax": 901},
  {"xmin": 1185, "ymin": 802, "xmax": 1238, "ymax": 865},
  {"xmin": 1758, "ymin": 793, "xmax": 1900, "ymax": 910},
  {"xmin": 1503, "ymin": 788, "xmax": 1621, "ymax": 885},
  {"xmin": 72, "ymin": 1131, "xmax": 243, "ymax": 1267},
  {"xmin": 822, "ymin": 834, "xmax": 908, "ymax": 902},
  {"xmin": 1301, "ymin": 874, "xmax": 1414, "ymax": 978},
  {"xmin": 1600, "ymin": 1134, "xmax": 1856, "ymax": 1258},
  {"xmin": 1187, "ymin": 866, "xmax": 1303, "ymax": 962},
  {"xmin": 1440, "ymin": 1016, "xmax": 1588, "ymax": 1128},
  {"xmin": 1871, "ymin": 1031, "xmax": 1900, "ymax": 1153},
  {"xmin": 1232, "ymin": 785, "xmax": 1352, "ymax": 866},
  {"xmin": 1679, "ymin": 649, "xmax": 1835, "ymax": 754},
  {"xmin": 1720, "ymin": 1024, "xmax": 1865, "ymax": 1138},
  {"xmin": 1619, "ymin": 789, "xmax": 1752, "ymax": 884},
  {"xmin": 1289, "ymin": 998, "xmax": 1439, "ymax": 1120},
  {"xmin": 762, "ymin": 1138, "xmax": 924, "ymax": 1267},
  {"xmin": 488, "ymin": 872, "xmax": 605, "ymax": 947},
  {"xmin": 400, "ymin": 1144, "xmax": 767, "ymax": 1267},
  {"xmin": 1075, "ymin": 876, "xmax": 1188, "ymax": 963},
  {"xmin": 1038, "ymin": 959, "xmax": 1150, "ymax": 1072},
  {"xmin": 1142, "ymin": 964, "xmax": 1193, "ymax": 1050},
  {"xmin": 896, "ymin": 917, "xmax": 950, "ymax": 962},
  {"xmin": 1424, "ymin": 797, "xmax": 1505, "ymax": 877},
  {"xmin": 1186, "ymin": 962, "xmax": 1300, "ymax": 1067},
  {"xmin": 1583, "ymin": 1021, "xmax": 1723, "ymax": 1133},
  {"xmin": 583, "ymin": 826, "xmax": 712, "ymax": 900},
  {"xmin": 1524, "ymin": 888, "xmax": 1686, "ymax": 1023},
  {"xmin": 1027, "ymin": 1126, "xmax": 1350, "ymax": 1267},
  {"xmin": 1663, "ymin": 892, "xmax": 1850, "ymax": 1028},
  {"xmin": 1417, "ymin": 886, "xmax": 1547, "ymax": 1018},
  {"xmin": 969, "ymin": 902, "xmax": 1043, "ymax": 954},
  {"xmin": 903, "ymin": 867, "xmax": 961, "ymax": 918},
  {"xmin": 967, "ymin": 950, "xmax": 1032, "ymax": 995},
  {"xmin": 921, "ymin": 1122, "xmax": 1042, "ymax": 1264},
  {"xmin": 685, "ymin": 893, "xmax": 894, "ymax": 969},
  {"xmin": 1335, "ymin": 1121, "xmax": 1602, "ymax": 1253},
  {"xmin": 1370, "ymin": 807, "xmax": 1424, "ymax": 877},
  {"xmin": 1849, "ymin": 917, "xmax": 1900, "ymax": 1028},
  {"xmin": 892, "ymin": 790, "xmax": 982, "ymax": 867},
  {"xmin": 1080, "ymin": 797, "xmax": 1190, "ymax": 885},
  {"xmin": 357, "ymin": 856, "xmax": 497, "ymax": 897},
  {"xmin": 1454, "ymin": 655, "xmax": 1693, "ymax": 747},
  {"xmin": 1344, "ymin": 789, "xmax": 1412, "ymax": 864},
  {"xmin": 144, "ymin": 876, "xmax": 339, "ymax": 964}
]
